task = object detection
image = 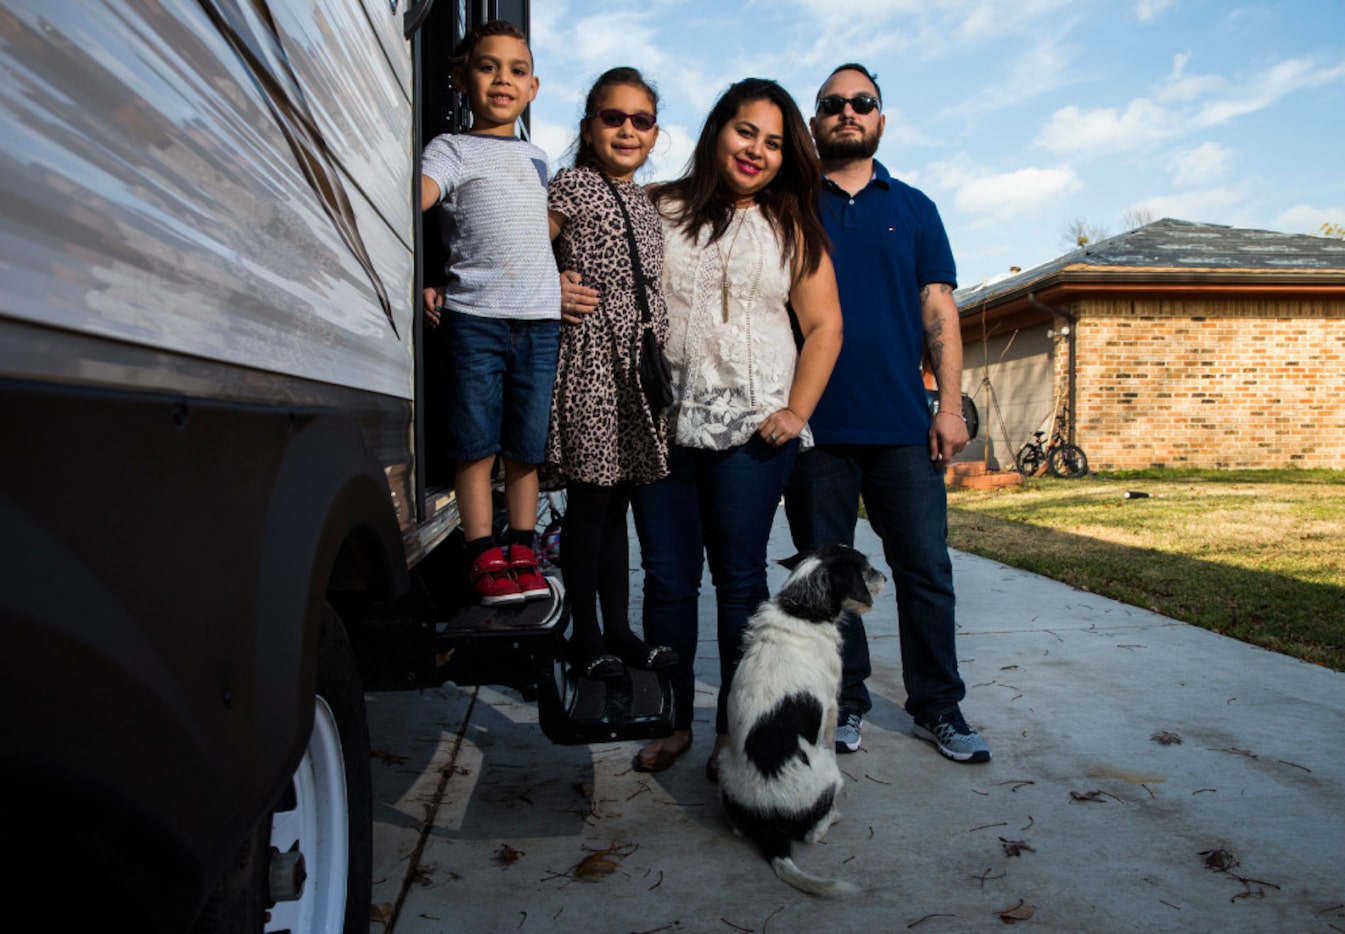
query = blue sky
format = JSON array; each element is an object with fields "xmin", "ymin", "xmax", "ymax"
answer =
[{"xmin": 527, "ymin": 0, "xmax": 1345, "ymax": 287}]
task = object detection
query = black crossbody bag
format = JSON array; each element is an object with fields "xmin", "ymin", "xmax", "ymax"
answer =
[{"xmin": 600, "ymin": 175, "xmax": 674, "ymax": 414}]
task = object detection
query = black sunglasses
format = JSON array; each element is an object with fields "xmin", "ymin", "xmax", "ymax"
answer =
[
  {"xmin": 816, "ymin": 94, "xmax": 881, "ymax": 116},
  {"xmin": 591, "ymin": 109, "xmax": 657, "ymax": 131}
]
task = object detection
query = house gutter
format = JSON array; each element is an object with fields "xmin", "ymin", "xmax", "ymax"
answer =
[{"xmin": 1028, "ymin": 292, "xmax": 1077, "ymax": 443}]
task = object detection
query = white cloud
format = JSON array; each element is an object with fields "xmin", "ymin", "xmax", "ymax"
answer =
[
  {"xmin": 948, "ymin": 30, "xmax": 1081, "ymax": 116},
  {"xmin": 1134, "ymin": 0, "xmax": 1175, "ymax": 23},
  {"xmin": 1129, "ymin": 187, "xmax": 1246, "ymax": 224},
  {"xmin": 646, "ymin": 122, "xmax": 697, "ymax": 182},
  {"xmin": 946, "ymin": 0, "xmax": 1077, "ymax": 43},
  {"xmin": 1037, "ymin": 54, "xmax": 1345, "ymax": 156},
  {"xmin": 531, "ymin": 118, "xmax": 575, "ymax": 171},
  {"xmin": 877, "ymin": 106, "xmax": 940, "ymax": 152},
  {"xmin": 1194, "ymin": 58, "xmax": 1345, "ymax": 126},
  {"xmin": 1167, "ymin": 142, "xmax": 1234, "ymax": 187},
  {"xmin": 1274, "ymin": 204, "xmax": 1345, "ymax": 236},
  {"xmin": 1158, "ymin": 52, "xmax": 1228, "ymax": 103},
  {"xmin": 782, "ymin": 0, "xmax": 1076, "ymax": 66},
  {"xmin": 569, "ymin": 12, "xmax": 664, "ymax": 68},
  {"xmin": 926, "ymin": 158, "xmax": 1082, "ymax": 218},
  {"xmin": 1037, "ymin": 99, "xmax": 1174, "ymax": 154}
]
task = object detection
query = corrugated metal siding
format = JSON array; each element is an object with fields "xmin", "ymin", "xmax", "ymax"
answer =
[{"xmin": 0, "ymin": 1, "xmax": 415, "ymax": 400}]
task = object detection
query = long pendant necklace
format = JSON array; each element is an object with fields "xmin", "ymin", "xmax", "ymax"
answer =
[{"xmin": 719, "ymin": 210, "xmax": 747, "ymax": 323}]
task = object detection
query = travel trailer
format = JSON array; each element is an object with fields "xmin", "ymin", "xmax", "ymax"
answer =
[{"xmin": 0, "ymin": 2, "xmax": 668, "ymax": 929}]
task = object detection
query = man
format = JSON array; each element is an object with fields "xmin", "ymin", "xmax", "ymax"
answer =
[{"xmin": 785, "ymin": 63, "xmax": 990, "ymax": 763}]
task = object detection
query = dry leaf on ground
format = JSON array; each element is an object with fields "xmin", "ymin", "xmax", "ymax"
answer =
[
  {"xmin": 1069, "ymin": 789, "xmax": 1109, "ymax": 803},
  {"xmin": 569, "ymin": 843, "xmax": 638, "ymax": 883},
  {"xmin": 999, "ymin": 837, "xmax": 1036, "ymax": 857},
  {"xmin": 1200, "ymin": 847, "xmax": 1237, "ymax": 871},
  {"xmin": 998, "ymin": 899, "xmax": 1036, "ymax": 923},
  {"xmin": 493, "ymin": 844, "xmax": 525, "ymax": 865}
]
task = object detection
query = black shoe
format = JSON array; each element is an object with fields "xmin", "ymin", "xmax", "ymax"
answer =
[
  {"xmin": 574, "ymin": 654, "xmax": 624, "ymax": 680},
  {"xmin": 607, "ymin": 633, "xmax": 679, "ymax": 671},
  {"xmin": 629, "ymin": 644, "xmax": 679, "ymax": 670}
]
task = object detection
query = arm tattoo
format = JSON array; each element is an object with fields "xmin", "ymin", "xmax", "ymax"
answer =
[
  {"xmin": 922, "ymin": 283, "xmax": 954, "ymax": 372},
  {"xmin": 927, "ymin": 336, "xmax": 945, "ymax": 372}
]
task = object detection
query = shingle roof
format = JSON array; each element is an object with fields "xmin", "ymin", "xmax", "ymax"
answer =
[{"xmin": 956, "ymin": 218, "xmax": 1345, "ymax": 309}]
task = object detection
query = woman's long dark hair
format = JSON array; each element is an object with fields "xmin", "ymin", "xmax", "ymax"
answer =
[
  {"xmin": 571, "ymin": 67, "xmax": 660, "ymax": 175},
  {"xmin": 653, "ymin": 78, "xmax": 828, "ymax": 277}
]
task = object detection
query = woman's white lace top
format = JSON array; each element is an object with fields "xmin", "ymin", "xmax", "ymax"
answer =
[{"xmin": 658, "ymin": 203, "xmax": 811, "ymax": 450}]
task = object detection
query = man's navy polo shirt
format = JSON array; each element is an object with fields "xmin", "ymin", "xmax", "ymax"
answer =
[{"xmin": 811, "ymin": 159, "xmax": 957, "ymax": 446}]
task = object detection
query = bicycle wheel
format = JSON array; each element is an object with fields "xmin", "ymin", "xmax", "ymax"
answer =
[
  {"xmin": 1015, "ymin": 445, "xmax": 1044, "ymax": 476},
  {"xmin": 1047, "ymin": 444, "xmax": 1089, "ymax": 478}
]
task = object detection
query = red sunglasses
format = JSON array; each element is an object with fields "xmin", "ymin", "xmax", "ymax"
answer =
[{"xmin": 591, "ymin": 109, "xmax": 657, "ymax": 131}]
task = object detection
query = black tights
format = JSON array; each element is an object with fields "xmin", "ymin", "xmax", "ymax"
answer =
[{"xmin": 563, "ymin": 480, "xmax": 648, "ymax": 662}]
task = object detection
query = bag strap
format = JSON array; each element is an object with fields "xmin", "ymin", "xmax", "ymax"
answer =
[{"xmin": 599, "ymin": 174, "xmax": 654, "ymax": 326}]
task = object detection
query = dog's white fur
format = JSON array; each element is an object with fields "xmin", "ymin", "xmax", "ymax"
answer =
[{"xmin": 719, "ymin": 545, "xmax": 886, "ymax": 897}]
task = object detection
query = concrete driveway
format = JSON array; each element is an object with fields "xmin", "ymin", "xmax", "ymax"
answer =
[{"xmin": 365, "ymin": 511, "xmax": 1345, "ymax": 933}]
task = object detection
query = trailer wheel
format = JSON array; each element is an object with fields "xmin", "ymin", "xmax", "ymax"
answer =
[{"xmin": 196, "ymin": 605, "xmax": 371, "ymax": 933}]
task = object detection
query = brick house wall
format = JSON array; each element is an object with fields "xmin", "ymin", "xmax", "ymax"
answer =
[{"xmin": 1062, "ymin": 297, "xmax": 1345, "ymax": 470}]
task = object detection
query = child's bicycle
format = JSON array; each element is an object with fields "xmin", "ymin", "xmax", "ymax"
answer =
[{"xmin": 1015, "ymin": 409, "xmax": 1089, "ymax": 478}]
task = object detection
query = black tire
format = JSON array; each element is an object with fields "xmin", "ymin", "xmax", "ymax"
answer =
[
  {"xmin": 194, "ymin": 604, "xmax": 372, "ymax": 933},
  {"xmin": 1015, "ymin": 445, "xmax": 1044, "ymax": 476},
  {"xmin": 962, "ymin": 393, "xmax": 980, "ymax": 440},
  {"xmin": 926, "ymin": 391, "xmax": 979, "ymax": 439},
  {"xmin": 1048, "ymin": 444, "xmax": 1090, "ymax": 478}
]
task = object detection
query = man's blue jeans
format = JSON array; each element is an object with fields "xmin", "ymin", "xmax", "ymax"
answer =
[
  {"xmin": 632, "ymin": 438, "xmax": 797, "ymax": 734},
  {"xmin": 784, "ymin": 444, "xmax": 965, "ymax": 721}
]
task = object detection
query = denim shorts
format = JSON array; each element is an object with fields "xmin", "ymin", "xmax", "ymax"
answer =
[{"xmin": 441, "ymin": 311, "xmax": 560, "ymax": 463}]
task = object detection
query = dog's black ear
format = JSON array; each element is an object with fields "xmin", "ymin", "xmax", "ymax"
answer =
[
  {"xmin": 776, "ymin": 544, "xmax": 875, "ymax": 622},
  {"xmin": 774, "ymin": 570, "xmax": 833, "ymax": 621},
  {"xmin": 776, "ymin": 553, "xmax": 837, "ymax": 622}
]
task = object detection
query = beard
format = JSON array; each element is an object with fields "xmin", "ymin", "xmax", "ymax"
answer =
[{"xmin": 817, "ymin": 127, "xmax": 880, "ymax": 161}]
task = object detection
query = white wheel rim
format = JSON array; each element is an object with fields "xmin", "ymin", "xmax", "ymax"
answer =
[{"xmin": 265, "ymin": 695, "xmax": 349, "ymax": 933}]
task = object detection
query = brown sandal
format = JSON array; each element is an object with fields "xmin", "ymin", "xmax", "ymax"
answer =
[{"xmin": 631, "ymin": 731, "xmax": 692, "ymax": 773}]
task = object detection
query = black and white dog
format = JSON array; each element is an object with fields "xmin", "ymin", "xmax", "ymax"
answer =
[{"xmin": 719, "ymin": 544, "xmax": 887, "ymax": 897}]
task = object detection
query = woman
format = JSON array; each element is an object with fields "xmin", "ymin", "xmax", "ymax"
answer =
[{"xmin": 629, "ymin": 78, "xmax": 843, "ymax": 778}]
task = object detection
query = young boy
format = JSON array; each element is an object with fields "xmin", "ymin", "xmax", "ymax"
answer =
[{"xmin": 420, "ymin": 21, "xmax": 561, "ymax": 605}]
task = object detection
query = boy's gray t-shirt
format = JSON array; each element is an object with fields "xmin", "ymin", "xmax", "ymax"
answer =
[{"xmin": 421, "ymin": 133, "xmax": 560, "ymax": 319}]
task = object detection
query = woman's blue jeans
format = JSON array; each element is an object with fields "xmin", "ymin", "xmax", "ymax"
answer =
[
  {"xmin": 632, "ymin": 437, "xmax": 797, "ymax": 734},
  {"xmin": 784, "ymin": 444, "xmax": 965, "ymax": 721}
]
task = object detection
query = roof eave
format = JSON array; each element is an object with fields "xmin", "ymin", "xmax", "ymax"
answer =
[{"xmin": 958, "ymin": 265, "xmax": 1345, "ymax": 325}]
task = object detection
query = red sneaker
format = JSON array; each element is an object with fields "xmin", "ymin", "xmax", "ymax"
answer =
[
  {"xmin": 470, "ymin": 546, "xmax": 524, "ymax": 606},
  {"xmin": 507, "ymin": 544, "xmax": 551, "ymax": 600}
]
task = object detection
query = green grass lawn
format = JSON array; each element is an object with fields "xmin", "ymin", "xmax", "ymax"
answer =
[{"xmin": 945, "ymin": 468, "xmax": 1345, "ymax": 671}]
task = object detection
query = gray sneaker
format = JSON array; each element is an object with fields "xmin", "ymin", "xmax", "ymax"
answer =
[
  {"xmin": 912, "ymin": 709, "xmax": 991, "ymax": 763},
  {"xmin": 835, "ymin": 709, "xmax": 862, "ymax": 754}
]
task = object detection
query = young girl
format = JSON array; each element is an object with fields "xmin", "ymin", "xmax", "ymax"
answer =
[{"xmin": 545, "ymin": 68, "xmax": 678, "ymax": 679}]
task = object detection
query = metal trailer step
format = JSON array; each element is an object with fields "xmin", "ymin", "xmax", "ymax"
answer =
[
  {"xmin": 431, "ymin": 577, "xmax": 674, "ymax": 746},
  {"xmin": 537, "ymin": 665, "xmax": 674, "ymax": 746}
]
